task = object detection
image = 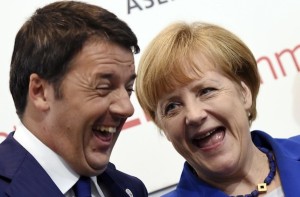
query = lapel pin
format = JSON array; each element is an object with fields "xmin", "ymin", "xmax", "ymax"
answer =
[{"xmin": 125, "ymin": 188, "xmax": 133, "ymax": 197}]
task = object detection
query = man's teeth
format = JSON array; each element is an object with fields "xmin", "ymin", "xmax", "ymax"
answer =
[{"xmin": 96, "ymin": 126, "xmax": 117, "ymax": 133}]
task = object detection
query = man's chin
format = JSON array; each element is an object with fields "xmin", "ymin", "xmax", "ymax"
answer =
[{"xmin": 88, "ymin": 160, "xmax": 109, "ymax": 175}]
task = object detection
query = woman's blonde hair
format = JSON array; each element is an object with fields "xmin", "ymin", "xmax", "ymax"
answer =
[{"xmin": 135, "ymin": 22, "xmax": 260, "ymax": 126}]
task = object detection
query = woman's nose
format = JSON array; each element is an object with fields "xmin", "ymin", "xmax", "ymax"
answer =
[{"xmin": 185, "ymin": 100, "xmax": 208, "ymax": 126}]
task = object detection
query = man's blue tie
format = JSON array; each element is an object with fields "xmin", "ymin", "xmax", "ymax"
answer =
[{"xmin": 73, "ymin": 176, "xmax": 92, "ymax": 197}]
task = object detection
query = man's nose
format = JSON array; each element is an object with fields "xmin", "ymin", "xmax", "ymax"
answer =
[{"xmin": 109, "ymin": 89, "xmax": 134, "ymax": 118}]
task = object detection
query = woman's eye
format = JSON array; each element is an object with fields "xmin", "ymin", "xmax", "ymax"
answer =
[
  {"xmin": 164, "ymin": 102, "xmax": 178, "ymax": 115},
  {"xmin": 200, "ymin": 87, "xmax": 216, "ymax": 95}
]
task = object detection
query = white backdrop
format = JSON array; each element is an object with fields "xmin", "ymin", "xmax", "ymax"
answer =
[{"xmin": 1, "ymin": 0, "xmax": 300, "ymax": 193}]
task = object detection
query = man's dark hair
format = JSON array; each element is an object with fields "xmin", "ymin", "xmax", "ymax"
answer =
[{"xmin": 9, "ymin": 1, "xmax": 140, "ymax": 119}]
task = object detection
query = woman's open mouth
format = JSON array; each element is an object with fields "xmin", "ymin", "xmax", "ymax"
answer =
[{"xmin": 192, "ymin": 126, "xmax": 226, "ymax": 150}]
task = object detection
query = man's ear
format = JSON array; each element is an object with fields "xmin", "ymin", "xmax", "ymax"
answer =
[
  {"xmin": 240, "ymin": 81, "xmax": 252, "ymax": 110},
  {"xmin": 28, "ymin": 73, "xmax": 50, "ymax": 111}
]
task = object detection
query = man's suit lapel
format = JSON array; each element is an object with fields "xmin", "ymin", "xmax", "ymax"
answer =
[
  {"xmin": 98, "ymin": 168, "xmax": 127, "ymax": 197},
  {"xmin": 0, "ymin": 133, "xmax": 64, "ymax": 197}
]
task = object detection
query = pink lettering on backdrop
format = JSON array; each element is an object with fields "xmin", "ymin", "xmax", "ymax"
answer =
[
  {"xmin": 258, "ymin": 43, "xmax": 300, "ymax": 83},
  {"xmin": 0, "ymin": 132, "xmax": 8, "ymax": 138},
  {"xmin": 123, "ymin": 118, "xmax": 141, "ymax": 130}
]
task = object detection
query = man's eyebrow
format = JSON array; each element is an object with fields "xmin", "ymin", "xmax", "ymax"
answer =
[
  {"xmin": 95, "ymin": 72, "xmax": 113, "ymax": 79},
  {"xmin": 96, "ymin": 73, "xmax": 136, "ymax": 83}
]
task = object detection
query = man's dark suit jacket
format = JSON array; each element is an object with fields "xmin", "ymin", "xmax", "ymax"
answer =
[{"xmin": 0, "ymin": 133, "xmax": 148, "ymax": 197}]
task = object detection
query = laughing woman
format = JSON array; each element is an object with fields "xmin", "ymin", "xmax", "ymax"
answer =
[{"xmin": 135, "ymin": 22, "xmax": 300, "ymax": 197}]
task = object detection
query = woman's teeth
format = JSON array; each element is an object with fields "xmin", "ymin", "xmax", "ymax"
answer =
[{"xmin": 196, "ymin": 129, "xmax": 217, "ymax": 140}]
